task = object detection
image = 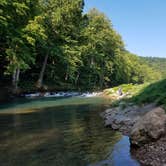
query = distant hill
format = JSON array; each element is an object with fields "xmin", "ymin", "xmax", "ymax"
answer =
[{"xmin": 140, "ymin": 57, "xmax": 166, "ymax": 78}]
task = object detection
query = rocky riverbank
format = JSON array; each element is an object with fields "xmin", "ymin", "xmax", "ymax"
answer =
[
  {"xmin": 101, "ymin": 103, "xmax": 156, "ymax": 134},
  {"xmin": 102, "ymin": 103, "xmax": 166, "ymax": 166},
  {"xmin": 131, "ymin": 136, "xmax": 166, "ymax": 166}
]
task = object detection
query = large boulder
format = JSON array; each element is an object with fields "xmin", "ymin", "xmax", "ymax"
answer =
[
  {"xmin": 102, "ymin": 104, "xmax": 156, "ymax": 135},
  {"xmin": 130, "ymin": 107, "xmax": 166, "ymax": 146}
]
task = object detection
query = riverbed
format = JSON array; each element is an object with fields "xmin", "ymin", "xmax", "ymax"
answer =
[{"xmin": 0, "ymin": 97, "xmax": 140, "ymax": 166}]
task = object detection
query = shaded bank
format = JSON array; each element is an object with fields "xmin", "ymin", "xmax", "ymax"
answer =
[{"xmin": 0, "ymin": 87, "xmax": 12, "ymax": 103}]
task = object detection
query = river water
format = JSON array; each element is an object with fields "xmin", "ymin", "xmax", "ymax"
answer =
[{"xmin": 0, "ymin": 97, "xmax": 140, "ymax": 166}]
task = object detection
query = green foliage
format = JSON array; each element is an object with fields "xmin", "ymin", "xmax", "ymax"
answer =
[
  {"xmin": 78, "ymin": 9, "xmax": 124, "ymax": 89},
  {"xmin": 0, "ymin": 0, "xmax": 163, "ymax": 91},
  {"xmin": 23, "ymin": 16, "xmax": 47, "ymax": 46},
  {"xmin": 103, "ymin": 83, "xmax": 149, "ymax": 97},
  {"xmin": 140, "ymin": 57, "xmax": 166, "ymax": 78},
  {"xmin": 111, "ymin": 51, "xmax": 161, "ymax": 85},
  {"xmin": 0, "ymin": 0, "xmax": 40, "ymax": 75},
  {"xmin": 131, "ymin": 79, "xmax": 166, "ymax": 108}
]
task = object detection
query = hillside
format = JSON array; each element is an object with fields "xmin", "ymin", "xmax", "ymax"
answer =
[
  {"xmin": 140, "ymin": 57, "xmax": 166, "ymax": 78},
  {"xmin": 131, "ymin": 79, "xmax": 166, "ymax": 109}
]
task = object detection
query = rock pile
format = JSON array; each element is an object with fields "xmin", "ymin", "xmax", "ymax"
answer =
[{"xmin": 130, "ymin": 107, "xmax": 166, "ymax": 146}]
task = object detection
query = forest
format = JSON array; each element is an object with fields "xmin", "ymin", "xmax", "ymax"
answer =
[
  {"xmin": 0, "ymin": 0, "xmax": 163, "ymax": 93},
  {"xmin": 140, "ymin": 57, "xmax": 166, "ymax": 77}
]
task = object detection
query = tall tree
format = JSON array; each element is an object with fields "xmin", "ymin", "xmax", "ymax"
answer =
[
  {"xmin": 0, "ymin": 0, "xmax": 40, "ymax": 91},
  {"xmin": 79, "ymin": 8, "xmax": 124, "ymax": 89},
  {"xmin": 35, "ymin": 0, "xmax": 84, "ymax": 88}
]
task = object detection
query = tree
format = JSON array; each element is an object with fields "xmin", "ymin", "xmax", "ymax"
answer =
[
  {"xmin": 78, "ymin": 8, "xmax": 124, "ymax": 89},
  {"xmin": 0, "ymin": 1, "xmax": 162, "ymax": 93},
  {"xmin": 35, "ymin": 0, "xmax": 84, "ymax": 88},
  {"xmin": 0, "ymin": 0, "xmax": 40, "ymax": 91}
]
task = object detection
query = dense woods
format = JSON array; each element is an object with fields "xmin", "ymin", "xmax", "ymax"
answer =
[
  {"xmin": 140, "ymin": 57, "xmax": 166, "ymax": 78},
  {"xmin": 0, "ymin": 0, "xmax": 162, "ymax": 93}
]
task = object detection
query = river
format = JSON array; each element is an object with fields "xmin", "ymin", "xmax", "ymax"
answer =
[{"xmin": 0, "ymin": 96, "xmax": 140, "ymax": 166}]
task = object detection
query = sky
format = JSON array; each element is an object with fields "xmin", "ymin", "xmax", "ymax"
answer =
[{"xmin": 84, "ymin": 0, "xmax": 166, "ymax": 57}]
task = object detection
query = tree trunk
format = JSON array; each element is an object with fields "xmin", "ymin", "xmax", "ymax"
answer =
[
  {"xmin": 12, "ymin": 69, "xmax": 16, "ymax": 88},
  {"xmin": 75, "ymin": 72, "xmax": 80, "ymax": 85},
  {"xmin": 65, "ymin": 72, "xmax": 68, "ymax": 81},
  {"xmin": 36, "ymin": 54, "xmax": 48, "ymax": 88},
  {"xmin": 12, "ymin": 68, "xmax": 20, "ymax": 92}
]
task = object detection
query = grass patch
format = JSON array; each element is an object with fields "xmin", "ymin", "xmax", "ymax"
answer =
[
  {"xmin": 103, "ymin": 83, "xmax": 149, "ymax": 98},
  {"xmin": 102, "ymin": 83, "xmax": 149, "ymax": 108},
  {"xmin": 131, "ymin": 79, "xmax": 166, "ymax": 109},
  {"xmin": 103, "ymin": 80, "xmax": 166, "ymax": 110}
]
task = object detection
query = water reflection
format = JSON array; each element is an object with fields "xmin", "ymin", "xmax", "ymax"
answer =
[
  {"xmin": 89, "ymin": 136, "xmax": 140, "ymax": 166},
  {"xmin": 0, "ymin": 101, "xmax": 139, "ymax": 166}
]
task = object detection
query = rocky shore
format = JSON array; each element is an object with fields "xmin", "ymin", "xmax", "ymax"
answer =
[
  {"xmin": 131, "ymin": 136, "xmax": 166, "ymax": 166},
  {"xmin": 102, "ymin": 103, "xmax": 166, "ymax": 166}
]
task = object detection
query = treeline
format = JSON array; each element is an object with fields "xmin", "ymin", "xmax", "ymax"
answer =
[
  {"xmin": 0, "ymin": 0, "xmax": 161, "ymax": 92},
  {"xmin": 140, "ymin": 57, "xmax": 166, "ymax": 78}
]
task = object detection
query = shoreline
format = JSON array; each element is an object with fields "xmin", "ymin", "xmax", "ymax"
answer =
[
  {"xmin": 0, "ymin": 88, "xmax": 103, "ymax": 103},
  {"xmin": 102, "ymin": 104, "xmax": 166, "ymax": 166}
]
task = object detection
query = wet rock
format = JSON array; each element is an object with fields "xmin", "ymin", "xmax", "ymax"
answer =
[{"xmin": 130, "ymin": 107, "xmax": 166, "ymax": 146}]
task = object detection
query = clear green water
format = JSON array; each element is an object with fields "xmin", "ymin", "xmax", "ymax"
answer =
[{"xmin": 0, "ymin": 97, "xmax": 139, "ymax": 166}]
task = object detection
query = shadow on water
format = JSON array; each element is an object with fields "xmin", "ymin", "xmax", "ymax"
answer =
[
  {"xmin": 0, "ymin": 98, "xmax": 140, "ymax": 166},
  {"xmin": 0, "ymin": 96, "xmax": 71, "ymax": 110},
  {"xmin": 0, "ymin": 96, "xmax": 112, "ymax": 113}
]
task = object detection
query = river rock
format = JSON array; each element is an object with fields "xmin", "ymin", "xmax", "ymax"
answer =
[
  {"xmin": 102, "ymin": 104, "xmax": 156, "ymax": 135},
  {"xmin": 130, "ymin": 107, "xmax": 166, "ymax": 146}
]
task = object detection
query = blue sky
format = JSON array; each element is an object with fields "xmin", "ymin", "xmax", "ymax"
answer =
[{"xmin": 84, "ymin": 0, "xmax": 166, "ymax": 57}]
